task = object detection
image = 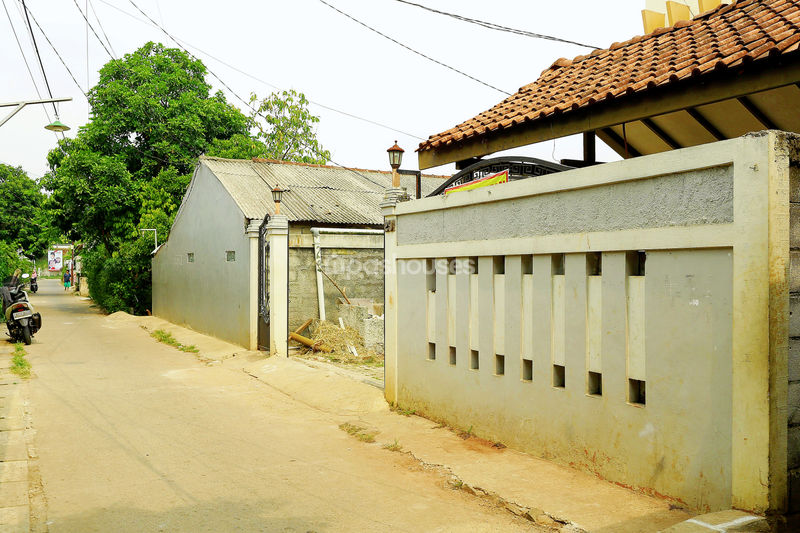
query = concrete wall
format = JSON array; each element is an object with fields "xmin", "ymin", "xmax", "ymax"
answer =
[
  {"xmin": 152, "ymin": 164, "xmax": 255, "ymax": 348},
  {"xmin": 287, "ymin": 225, "xmax": 383, "ymax": 331},
  {"xmin": 384, "ymin": 132, "xmax": 797, "ymax": 514}
]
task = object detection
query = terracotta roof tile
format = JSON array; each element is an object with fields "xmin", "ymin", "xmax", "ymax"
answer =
[{"xmin": 420, "ymin": 0, "xmax": 800, "ymax": 154}]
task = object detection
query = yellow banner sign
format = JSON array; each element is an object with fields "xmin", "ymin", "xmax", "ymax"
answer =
[{"xmin": 444, "ymin": 169, "xmax": 509, "ymax": 195}]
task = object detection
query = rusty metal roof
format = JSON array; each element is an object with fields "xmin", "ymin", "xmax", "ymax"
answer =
[{"xmin": 199, "ymin": 157, "xmax": 446, "ymax": 225}]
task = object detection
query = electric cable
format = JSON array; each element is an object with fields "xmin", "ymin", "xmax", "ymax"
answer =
[
  {"xmin": 1, "ymin": 0, "xmax": 53, "ymax": 124},
  {"xmin": 19, "ymin": 0, "xmax": 57, "ymax": 116},
  {"xmin": 93, "ymin": 0, "xmax": 424, "ymax": 140},
  {"xmin": 70, "ymin": 0, "xmax": 113, "ymax": 60},
  {"xmin": 317, "ymin": 0, "xmax": 511, "ymax": 96},
  {"xmin": 126, "ymin": 0, "xmax": 390, "ymax": 190},
  {"xmin": 87, "ymin": 0, "xmax": 116, "ymax": 56},
  {"xmin": 392, "ymin": 0, "xmax": 600, "ymax": 50}
]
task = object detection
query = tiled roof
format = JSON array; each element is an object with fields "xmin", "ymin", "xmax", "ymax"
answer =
[
  {"xmin": 418, "ymin": 0, "xmax": 800, "ymax": 153},
  {"xmin": 198, "ymin": 157, "xmax": 445, "ymax": 225}
]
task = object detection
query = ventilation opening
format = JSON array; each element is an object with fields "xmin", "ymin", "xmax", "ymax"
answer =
[
  {"xmin": 627, "ymin": 251, "xmax": 646, "ymax": 276},
  {"xmin": 428, "ymin": 342, "xmax": 436, "ymax": 361},
  {"xmin": 449, "ymin": 346, "xmax": 456, "ymax": 366},
  {"xmin": 553, "ymin": 364, "xmax": 565, "ymax": 388},
  {"xmin": 426, "ymin": 259, "xmax": 436, "ymax": 290},
  {"xmin": 629, "ymin": 379, "xmax": 646, "ymax": 405},
  {"xmin": 187, "ymin": 252, "xmax": 194, "ymax": 263},
  {"xmin": 495, "ymin": 354, "xmax": 505, "ymax": 376},
  {"xmin": 493, "ymin": 256, "xmax": 505, "ymax": 274},
  {"xmin": 522, "ymin": 255, "xmax": 533, "ymax": 275},
  {"xmin": 522, "ymin": 359, "xmax": 533, "ymax": 382},
  {"xmin": 587, "ymin": 252, "xmax": 602, "ymax": 275},
  {"xmin": 552, "ymin": 253, "xmax": 565, "ymax": 275},
  {"xmin": 588, "ymin": 371, "xmax": 602, "ymax": 396},
  {"xmin": 470, "ymin": 349, "xmax": 479, "ymax": 370},
  {"xmin": 226, "ymin": 250, "xmax": 236, "ymax": 262}
]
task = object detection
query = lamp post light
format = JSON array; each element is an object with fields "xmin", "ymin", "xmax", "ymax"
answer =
[
  {"xmin": 387, "ymin": 141, "xmax": 404, "ymax": 188},
  {"xmin": 0, "ymin": 97, "xmax": 72, "ymax": 130},
  {"xmin": 272, "ymin": 185, "xmax": 285, "ymax": 215}
]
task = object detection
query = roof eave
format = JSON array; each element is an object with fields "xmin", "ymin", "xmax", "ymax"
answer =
[{"xmin": 418, "ymin": 54, "xmax": 800, "ymax": 169}]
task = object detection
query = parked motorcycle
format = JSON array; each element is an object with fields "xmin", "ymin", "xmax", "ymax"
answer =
[
  {"xmin": 29, "ymin": 276, "xmax": 38, "ymax": 294},
  {"xmin": 1, "ymin": 269, "xmax": 42, "ymax": 345}
]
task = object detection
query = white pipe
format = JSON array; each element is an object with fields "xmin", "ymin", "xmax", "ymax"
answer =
[
  {"xmin": 312, "ymin": 229, "xmax": 326, "ymax": 321},
  {"xmin": 313, "ymin": 228, "xmax": 384, "ymax": 235},
  {"xmin": 310, "ymin": 227, "xmax": 384, "ymax": 322}
]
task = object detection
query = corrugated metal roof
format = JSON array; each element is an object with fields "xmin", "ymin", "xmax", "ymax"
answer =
[{"xmin": 199, "ymin": 156, "xmax": 446, "ymax": 225}]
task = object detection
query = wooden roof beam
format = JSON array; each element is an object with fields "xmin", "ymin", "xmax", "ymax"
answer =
[
  {"xmin": 641, "ymin": 118, "xmax": 681, "ymax": 149},
  {"xmin": 737, "ymin": 96, "xmax": 778, "ymax": 130},
  {"xmin": 597, "ymin": 127, "xmax": 642, "ymax": 158},
  {"xmin": 686, "ymin": 107, "xmax": 726, "ymax": 141}
]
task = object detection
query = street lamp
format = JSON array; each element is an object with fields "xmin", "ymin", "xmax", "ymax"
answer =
[
  {"xmin": 387, "ymin": 141, "xmax": 404, "ymax": 188},
  {"xmin": 272, "ymin": 185, "xmax": 285, "ymax": 215},
  {"xmin": 0, "ymin": 97, "xmax": 72, "ymax": 130}
]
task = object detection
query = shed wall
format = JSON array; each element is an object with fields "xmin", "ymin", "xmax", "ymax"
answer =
[{"xmin": 152, "ymin": 165, "xmax": 253, "ymax": 347}]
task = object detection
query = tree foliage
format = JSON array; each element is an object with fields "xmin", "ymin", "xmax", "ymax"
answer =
[
  {"xmin": 0, "ymin": 163, "xmax": 49, "ymax": 258},
  {"xmin": 41, "ymin": 42, "xmax": 329, "ymax": 314}
]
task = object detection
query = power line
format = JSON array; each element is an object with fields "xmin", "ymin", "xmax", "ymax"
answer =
[
  {"xmin": 92, "ymin": 0, "xmax": 424, "ymax": 140},
  {"xmin": 87, "ymin": 0, "xmax": 116, "ymax": 57},
  {"xmin": 392, "ymin": 0, "xmax": 600, "ymax": 50},
  {"xmin": 126, "ymin": 0, "xmax": 390, "ymax": 189},
  {"xmin": 1, "ymin": 0, "xmax": 53, "ymax": 125},
  {"xmin": 19, "ymin": 0, "xmax": 58, "ymax": 116},
  {"xmin": 19, "ymin": 4, "xmax": 87, "ymax": 99},
  {"xmin": 318, "ymin": 0, "xmax": 511, "ymax": 96},
  {"xmin": 70, "ymin": 0, "xmax": 113, "ymax": 60}
]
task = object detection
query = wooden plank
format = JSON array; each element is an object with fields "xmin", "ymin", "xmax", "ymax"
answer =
[
  {"xmin": 737, "ymin": 96, "xmax": 778, "ymax": 130},
  {"xmin": 641, "ymin": 9, "xmax": 665, "ymax": 34},
  {"xmin": 642, "ymin": 118, "xmax": 682, "ymax": 149},
  {"xmin": 666, "ymin": 1, "xmax": 691, "ymax": 26}
]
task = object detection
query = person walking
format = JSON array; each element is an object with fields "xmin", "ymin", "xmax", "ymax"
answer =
[{"xmin": 63, "ymin": 270, "xmax": 71, "ymax": 291}]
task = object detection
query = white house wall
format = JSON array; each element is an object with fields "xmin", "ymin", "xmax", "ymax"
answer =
[{"xmin": 152, "ymin": 164, "xmax": 253, "ymax": 347}]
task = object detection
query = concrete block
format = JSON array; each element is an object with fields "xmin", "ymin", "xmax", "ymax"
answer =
[
  {"xmin": 790, "ymin": 382, "xmax": 800, "ymax": 426},
  {"xmin": 792, "ymin": 204, "xmax": 800, "ymax": 249},
  {"xmin": 0, "ymin": 461, "xmax": 27, "ymax": 483},
  {"xmin": 0, "ymin": 506, "xmax": 29, "ymax": 533},
  {"xmin": 791, "ymin": 468, "xmax": 800, "ymax": 513},
  {"xmin": 791, "ymin": 294, "xmax": 800, "ymax": 337},
  {"xmin": 791, "ymin": 165, "xmax": 800, "ymax": 203},
  {"xmin": 792, "ymin": 251, "xmax": 800, "ymax": 292},
  {"xmin": 364, "ymin": 316, "xmax": 384, "ymax": 352},
  {"xmin": 791, "ymin": 338, "xmax": 800, "ymax": 382},
  {"xmin": 790, "ymin": 426, "xmax": 800, "ymax": 469}
]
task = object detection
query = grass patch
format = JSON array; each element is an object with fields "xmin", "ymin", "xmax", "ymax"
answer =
[
  {"xmin": 10, "ymin": 342, "xmax": 31, "ymax": 379},
  {"xmin": 150, "ymin": 329, "xmax": 199, "ymax": 353},
  {"xmin": 339, "ymin": 422, "xmax": 377, "ymax": 443},
  {"xmin": 382, "ymin": 439, "xmax": 402, "ymax": 452},
  {"xmin": 390, "ymin": 404, "xmax": 416, "ymax": 417}
]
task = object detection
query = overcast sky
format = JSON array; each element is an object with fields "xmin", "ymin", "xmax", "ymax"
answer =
[{"xmin": 1, "ymin": 0, "xmax": 647, "ymax": 180}]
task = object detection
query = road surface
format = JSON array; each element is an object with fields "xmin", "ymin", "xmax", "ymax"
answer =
[{"xmin": 22, "ymin": 279, "xmax": 539, "ymax": 532}]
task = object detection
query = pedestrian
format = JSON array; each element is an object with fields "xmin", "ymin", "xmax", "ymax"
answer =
[{"xmin": 63, "ymin": 270, "xmax": 71, "ymax": 291}]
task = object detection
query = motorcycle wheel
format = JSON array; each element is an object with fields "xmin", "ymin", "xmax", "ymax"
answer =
[{"xmin": 22, "ymin": 325, "xmax": 31, "ymax": 345}]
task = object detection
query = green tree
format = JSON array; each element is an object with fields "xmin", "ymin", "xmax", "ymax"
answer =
[
  {"xmin": 248, "ymin": 89, "xmax": 330, "ymax": 164},
  {"xmin": 0, "ymin": 163, "xmax": 48, "ymax": 258},
  {"xmin": 42, "ymin": 42, "xmax": 330, "ymax": 314}
]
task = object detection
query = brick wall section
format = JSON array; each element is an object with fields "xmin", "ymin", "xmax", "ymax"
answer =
[
  {"xmin": 789, "ymin": 162, "xmax": 800, "ymax": 510},
  {"xmin": 288, "ymin": 247, "xmax": 384, "ymax": 332}
]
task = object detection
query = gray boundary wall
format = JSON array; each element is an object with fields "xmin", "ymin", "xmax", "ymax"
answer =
[
  {"xmin": 383, "ymin": 132, "xmax": 797, "ymax": 514},
  {"xmin": 152, "ymin": 165, "xmax": 255, "ymax": 348}
]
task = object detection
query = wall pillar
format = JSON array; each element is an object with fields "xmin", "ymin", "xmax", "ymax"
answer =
[
  {"xmin": 267, "ymin": 215, "xmax": 289, "ymax": 357},
  {"xmin": 246, "ymin": 220, "xmax": 262, "ymax": 351},
  {"xmin": 382, "ymin": 189, "xmax": 401, "ymax": 404}
]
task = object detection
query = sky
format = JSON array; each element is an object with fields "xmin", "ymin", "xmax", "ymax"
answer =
[{"xmin": 0, "ymin": 0, "xmax": 648, "ymax": 180}]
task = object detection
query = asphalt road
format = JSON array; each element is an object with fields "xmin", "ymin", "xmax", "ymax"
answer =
[{"xmin": 23, "ymin": 279, "xmax": 537, "ymax": 532}]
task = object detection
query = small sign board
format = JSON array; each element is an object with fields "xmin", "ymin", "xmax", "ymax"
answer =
[{"xmin": 444, "ymin": 169, "xmax": 508, "ymax": 195}]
